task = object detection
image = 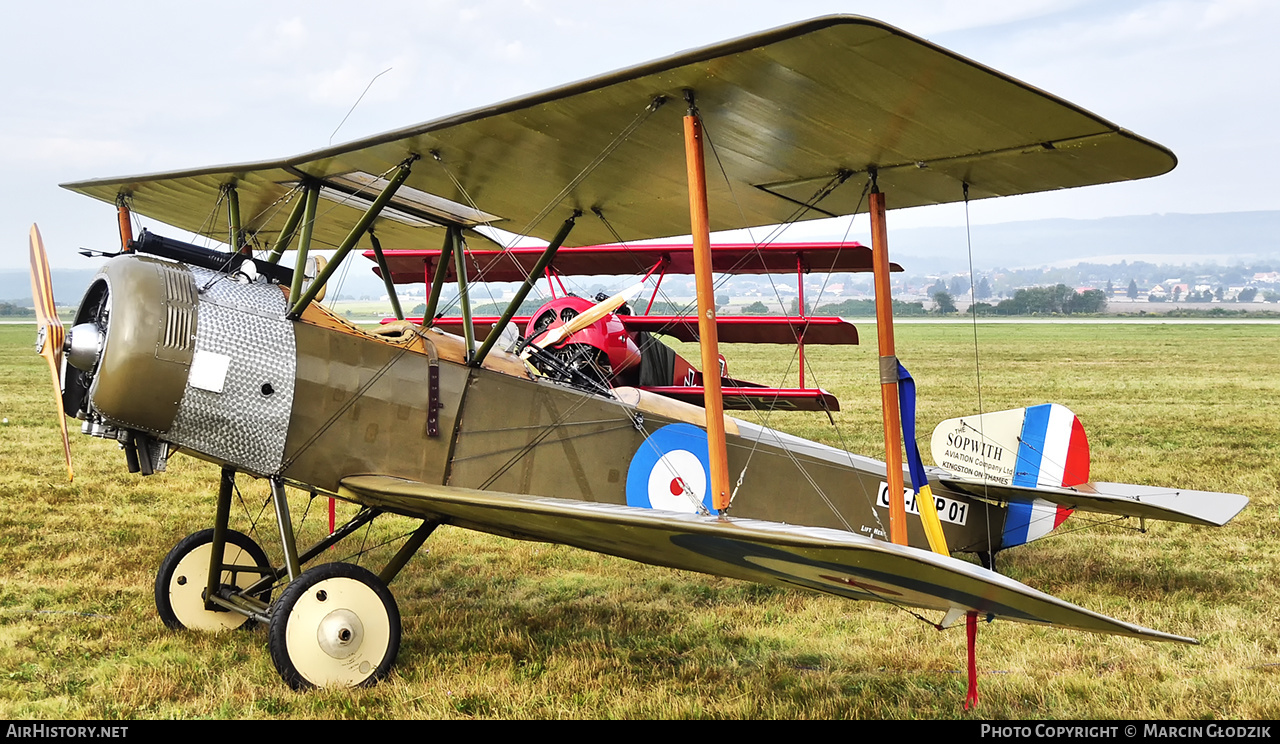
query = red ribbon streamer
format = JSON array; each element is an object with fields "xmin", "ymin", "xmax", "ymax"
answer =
[{"xmin": 964, "ymin": 610, "xmax": 979, "ymax": 710}]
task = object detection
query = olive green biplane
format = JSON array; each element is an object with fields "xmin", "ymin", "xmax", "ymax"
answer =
[{"xmin": 30, "ymin": 16, "xmax": 1246, "ymax": 694}]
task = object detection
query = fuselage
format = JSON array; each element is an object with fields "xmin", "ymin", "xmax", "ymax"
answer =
[{"xmin": 67, "ymin": 252, "xmax": 1009, "ymax": 556}]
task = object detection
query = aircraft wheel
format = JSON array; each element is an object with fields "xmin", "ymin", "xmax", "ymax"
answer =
[
  {"xmin": 268, "ymin": 562, "xmax": 401, "ymax": 690},
  {"xmin": 155, "ymin": 529, "xmax": 272, "ymax": 632}
]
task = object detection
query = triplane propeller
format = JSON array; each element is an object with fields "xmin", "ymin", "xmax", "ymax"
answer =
[{"xmin": 34, "ymin": 16, "xmax": 1247, "ymax": 698}]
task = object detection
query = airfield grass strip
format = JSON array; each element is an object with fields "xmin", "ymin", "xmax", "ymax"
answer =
[{"xmin": 0, "ymin": 322, "xmax": 1276, "ymax": 719}]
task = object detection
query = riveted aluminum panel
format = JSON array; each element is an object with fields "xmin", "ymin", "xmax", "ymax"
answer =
[{"xmin": 166, "ymin": 267, "xmax": 296, "ymax": 475}]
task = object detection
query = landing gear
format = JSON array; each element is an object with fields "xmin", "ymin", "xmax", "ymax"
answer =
[
  {"xmin": 268, "ymin": 562, "xmax": 401, "ymax": 690},
  {"xmin": 155, "ymin": 468, "xmax": 435, "ymax": 689},
  {"xmin": 155, "ymin": 528, "xmax": 271, "ymax": 631}
]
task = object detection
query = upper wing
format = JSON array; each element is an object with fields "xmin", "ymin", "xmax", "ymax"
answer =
[
  {"xmin": 339, "ymin": 475, "xmax": 1192, "ymax": 643},
  {"xmin": 63, "ymin": 16, "xmax": 1173, "ymax": 253},
  {"xmin": 939, "ymin": 477, "xmax": 1249, "ymax": 527},
  {"xmin": 368, "ymin": 242, "xmax": 899, "ymax": 284}
]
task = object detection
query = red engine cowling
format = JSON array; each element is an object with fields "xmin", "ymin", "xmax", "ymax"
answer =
[{"xmin": 525, "ymin": 296, "xmax": 640, "ymax": 382}]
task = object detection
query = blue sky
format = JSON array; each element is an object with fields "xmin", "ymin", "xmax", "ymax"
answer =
[{"xmin": 4, "ymin": 0, "xmax": 1277, "ymax": 268}]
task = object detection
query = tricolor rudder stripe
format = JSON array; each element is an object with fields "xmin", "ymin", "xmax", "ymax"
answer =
[
  {"xmin": 1002, "ymin": 498, "xmax": 1073, "ymax": 548},
  {"xmin": 1013, "ymin": 404, "xmax": 1090, "ymax": 488}
]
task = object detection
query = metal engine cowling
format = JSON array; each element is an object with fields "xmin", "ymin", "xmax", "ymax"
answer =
[
  {"xmin": 67, "ymin": 255, "xmax": 197, "ymax": 434},
  {"xmin": 66, "ymin": 253, "xmax": 297, "ymax": 477}
]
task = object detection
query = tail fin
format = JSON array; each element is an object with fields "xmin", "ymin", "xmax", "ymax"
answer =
[
  {"xmin": 930, "ymin": 404, "xmax": 1088, "ymax": 548},
  {"xmin": 930, "ymin": 404, "xmax": 1089, "ymax": 489},
  {"xmin": 931, "ymin": 404, "xmax": 1248, "ymax": 538}
]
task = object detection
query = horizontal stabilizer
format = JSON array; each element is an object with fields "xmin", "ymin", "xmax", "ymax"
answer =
[
  {"xmin": 939, "ymin": 477, "xmax": 1248, "ymax": 527},
  {"xmin": 339, "ymin": 476, "xmax": 1194, "ymax": 643}
]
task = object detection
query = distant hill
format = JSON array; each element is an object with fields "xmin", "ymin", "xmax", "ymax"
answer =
[
  {"xmin": 0, "ymin": 266, "xmax": 390, "ymax": 306},
  {"xmin": 0, "ymin": 269, "xmax": 99, "ymax": 306},
  {"xmin": 885, "ymin": 210, "xmax": 1280, "ymax": 273},
  {"xmin": 6, "ymin": 211, "xmax": 1277, "ymax": 302}
]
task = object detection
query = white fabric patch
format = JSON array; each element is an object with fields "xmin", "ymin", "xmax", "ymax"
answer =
[{"xmin": 188, "ymin": 350, "xmax": 231, "ymax": 393}]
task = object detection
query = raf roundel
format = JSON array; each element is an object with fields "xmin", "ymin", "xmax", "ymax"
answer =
[{"xmin": 626, "ymin": 423, "xmax": 717, "ymax": 514}]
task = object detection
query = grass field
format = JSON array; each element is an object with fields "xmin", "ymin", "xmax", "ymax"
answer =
[{"xmin": 0, "ymin": 321, "xmax": 1276, "ymax": 719}]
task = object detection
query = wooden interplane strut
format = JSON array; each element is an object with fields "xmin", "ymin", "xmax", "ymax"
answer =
[
  {"xmin": 870, "ymin": 189, "xmax": 907, "ymax": 545},
  {"xmin": 683, "ymin": 101, "xmax": 730, "ymax": 513}
]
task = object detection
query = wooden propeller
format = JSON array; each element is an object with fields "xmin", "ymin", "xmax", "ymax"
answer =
[
  {"xmin": 521, "ymin": 282, "xmax": 645, "ymax": 358},
  {"xmin": 29, "ymin": 225, "xmax": 73, "ymax": 481}
]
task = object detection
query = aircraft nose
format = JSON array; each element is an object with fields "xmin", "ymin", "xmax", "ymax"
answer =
[{"xmin": 66, "ymin": 322, "xmax": 105, "ymax": 371}]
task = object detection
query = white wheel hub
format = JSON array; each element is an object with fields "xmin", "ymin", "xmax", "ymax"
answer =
[
  {"xmin": 316, "ymin": 608, "xmax": 364, "ymax": 659},
  {"xmin": 285, "ymin": 576, "xmax": 391, "ymax": 687},
  {"xmin": 168, "ymin": 542, "xmax": 255, "ymax": 632}
]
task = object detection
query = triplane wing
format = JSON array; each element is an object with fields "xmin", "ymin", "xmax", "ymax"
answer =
[
  {"xmin": 36, "ymin": 14, "xmax": 1242, "ymax": 701},
  {"xmin": 376, "ymin": 240, "xmax": 872, "ymax": 412},
  {"xmin": 366, "ymin": 241, "xmax": 900, "ymax": 283}
]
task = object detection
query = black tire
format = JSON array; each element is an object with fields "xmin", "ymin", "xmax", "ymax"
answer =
[
  {"xmin": 268, "ymin": 562, "xmax": 401, "ymax": 690},
  {"xmin": 155, "ymin": 528, "xmax": 272, "ymax": 631}
]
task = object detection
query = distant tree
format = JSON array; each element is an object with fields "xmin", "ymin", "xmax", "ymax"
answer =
[
  {"xmin": 1215, "ymin": 286, "xmax": 1225, "ymax": 302},
  {"xmin": 932, "ymin": 290, "xmax": 957, "ymax": 314},
  {"xmin": 975, "ymin": 277, "xmax": 992, "ymax": 300},
  {"xmin": 969, "ymin": 302, "xmax": 995, "ymax": 316},
  {"xmin": 410, "ymin": 303, "xmax": 427, "ymax": 317},
  {"xmin": 646, "ymin": 301, "xmax": 690, "ymax": 316},
  {"xmin": 1172, "ymin": 286, "xmax": 1182, "ymax": 302},
  {"xmin": 1127, "ymin": 279, "xmax": 1138, "ymax": 299},
  {"xmin": 1019, "ymin": 284, "xmax": 1075, "ymax": 314},
  {"xmin": 995, "ymin": 297, "xmax": 1023, "ymax": 315},
  {"xmin": 815, "ymin": 298, "xmax": 926, "ymax": 316},
  {"xmin": 743, "ymin": 300, "xmax": 770, "ymax": 314},
  {"xmin": 1237, "ymin": 287, "xmax": 1258, "ymax": 302},
  {"xmin": 816, "ymin": 298, "xmax": 875, "ymax": 315},
  {"xmin": 716, "ymin": 293, "xmax": 729, "ymax": 308},
  {"xmin": 1105, "ymin": 280, "xmax": 1114, "ymax": 296},
  {"xmin": 926, "ymin": 279, "xmax": 947, "ymax": 298},
  {"xmin": 787, "ymin": 297, "xmax": 811, "ymax": 316},
  {"xmin": 0, "ymin": 302, "xmax": 34, "ymax": 317},
  {"xmin": 892, "ymin": 300, "xmax": 929, "ymax": 316},
  {"xmin": 1068, "ymin": 289, "xmax": 1107, "ymax": 314},
  {"xmin": 948, "ymin": 276, "xmax": 970, "ymax": 296},
  {"xmin": 993, "ymin": 284, "xmax": 1103, "ymax": 315}
]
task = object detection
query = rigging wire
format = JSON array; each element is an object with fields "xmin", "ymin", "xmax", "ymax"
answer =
[
  {"xmin": 330, "ymin": 68, "xmax": 393, "ymax": 146},
  {"xmin": 426, "ymin": 96, "xmax": 667, "ymax": 322},
  {"xmin": 962, "ymin": 183, "xmax": 995, "ymax": 556},
  {"xmin": 694, "ymin": 114, "xmax": 884, "ymax": 529},
  {"xmin": 504, "ymin": 95, "xmax": 667, "ymax": 250}
]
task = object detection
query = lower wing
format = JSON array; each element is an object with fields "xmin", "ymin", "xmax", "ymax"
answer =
[{"xmin": 339, "ymin": 475, "xmax": 1194, "ymax": 643}]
